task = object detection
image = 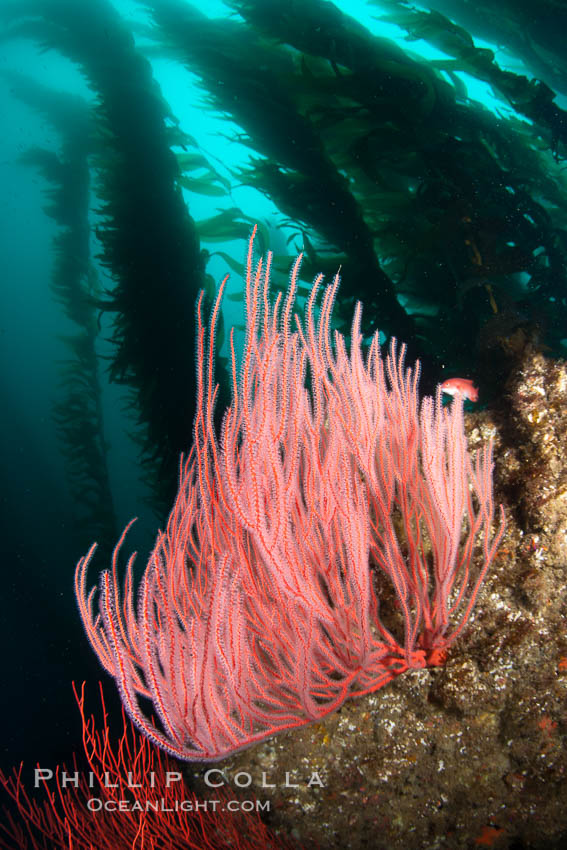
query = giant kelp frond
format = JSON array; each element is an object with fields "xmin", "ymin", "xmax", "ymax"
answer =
[
  {"xmin": 143, "ymin": 0, "xmax": 417, "ymax": 351},
  {"xmin": 374, "ymin": 0, "xmax": 567, "ymax": 158},
  {"xmin": 217, "ymin": 0, "xmax": 567, "ymax": 386},
  {"xmin": 10, "ymin": 70, "xmax": 118, "ymax": 557},
  {"xmin": 2, "ymin": 0, "xmax": 214, "ymax": 512}
]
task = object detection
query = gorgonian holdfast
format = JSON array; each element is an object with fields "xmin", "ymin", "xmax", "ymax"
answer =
[{"xmin": 75, "ymin": 226, "xmax": 505, "ymax": 761}]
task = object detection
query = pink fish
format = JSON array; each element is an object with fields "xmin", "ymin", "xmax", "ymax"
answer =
[{"xmin": 440, "ymin": 377, "xmax": 479, "ymax": 402}]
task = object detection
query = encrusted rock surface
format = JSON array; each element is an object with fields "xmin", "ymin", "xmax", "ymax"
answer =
[{"xmin": 188, "ymin": 345, "xmax": 567, "ymax": 850}]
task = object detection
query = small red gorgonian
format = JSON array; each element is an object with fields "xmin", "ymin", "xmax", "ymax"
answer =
[
  {"xmin": 0, "ymin": 683, "xmax": 296, "ymax": 850},
  {"xmin": 75, "ymin": 227, "xmax": 505, "ymax": 761}
]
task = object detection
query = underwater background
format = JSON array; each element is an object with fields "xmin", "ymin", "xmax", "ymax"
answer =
[{"xmin": 1, "ymin": 1, "xmax": 567, "ymax": 848}]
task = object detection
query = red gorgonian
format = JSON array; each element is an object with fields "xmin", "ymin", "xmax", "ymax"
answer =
[
  {"xmin": 0, "ymin": 683, "xmax": 296, "ymax": 850},
  {"xmin": 75, "ymin": 227, "xmax": 505, "ymax": 761}
]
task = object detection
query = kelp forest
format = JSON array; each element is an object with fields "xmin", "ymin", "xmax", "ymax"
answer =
[
  {"xmin": 2, "ymin": 0, "xmax": 566, "ymax": 549},
  {"xmin": 2, "ymin": 2, "xmax": 567, "ymax": 847}
]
